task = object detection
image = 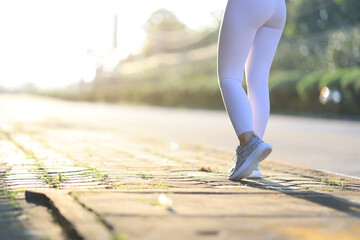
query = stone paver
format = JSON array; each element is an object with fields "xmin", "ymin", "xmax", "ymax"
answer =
[{"xmin": 0, "ymin": 95, "xmax": 359, "ymax": 240}]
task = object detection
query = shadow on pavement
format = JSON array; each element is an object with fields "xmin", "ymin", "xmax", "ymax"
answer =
[
  {"xmin": 0, "ymin": 187, "xmax": 30, "ymax": 240},
  {"xmin": 240, "ymin": 178, "xmax": 360, "ymax": 218}
]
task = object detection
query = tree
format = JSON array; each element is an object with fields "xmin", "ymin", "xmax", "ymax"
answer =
[
  {"xmin": 141, "ymin": 9, "xmax": 188, "ymax": 56},
  {"xmin": 284, "ymin": 0, "xmax": 360, "ymax": 38}
]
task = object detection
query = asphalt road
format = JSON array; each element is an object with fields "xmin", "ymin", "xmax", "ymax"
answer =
[{"xmin": 1, "ymin": 94, "xmax": 359, "ymax": 178}]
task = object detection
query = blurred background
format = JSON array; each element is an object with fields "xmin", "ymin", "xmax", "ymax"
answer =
[{"xmin": 0, "ymin": 0, "xmax": 360, "ymax": 118}]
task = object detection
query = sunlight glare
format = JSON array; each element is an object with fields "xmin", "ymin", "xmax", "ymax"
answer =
[{"xmin": 0, "ymin": 0, "xmax": 226, "ymax": 89}]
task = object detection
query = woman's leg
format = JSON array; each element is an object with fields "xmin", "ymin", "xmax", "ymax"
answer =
[
  {"xmin": 217, "ymin": 2, "xmax": 258, "ymax": 143},
  {"xmin": 219, "ymin": 0, "xmax": 286, "ymax": 180},
  {"xmin": 245, "ymin": 26, "xmax": 285, "ymax": 139}
]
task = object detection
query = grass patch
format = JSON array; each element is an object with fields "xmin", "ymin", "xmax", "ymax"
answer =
[
  {"xmin": 300, "ymin": 185, "xmax": 316, "ymax": 191},
  {"xmin": 321, "ymin": 177, "xmax": 347, "ymax": 189},
  {"xmin": 1, "ymin": 188, "xmax": 24, "ymax": 209},
  {"xmin": 114, "ymin": 233, "xmax": 128, "ymax": 240},
  {"xmin": 41, "ymin": 172, "xmax": 70, "ymax": 189},
  {"xmin": 136, "ymin": 172, "xmax": 153, "ymax": 179},
  {"xmin": 108, "ymin": 178, "xmax": 169, "ymax": 190},
  {"xmin": 80, "ymin": 166, "xmax": 109, "ymax": 182}
]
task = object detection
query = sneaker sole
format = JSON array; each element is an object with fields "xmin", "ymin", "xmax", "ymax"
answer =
[
  {"xmin": 228, "ymin": 142, "xmax": 272, "ymax": 181},
  {"xmin": 246, "ymin": 169, "xmax": 262, "ymax": 179}
]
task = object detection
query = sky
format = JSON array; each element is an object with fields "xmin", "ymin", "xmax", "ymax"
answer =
[{"xmin": 0, "ymin": 0, "xmax": 226, "ymax": 89}]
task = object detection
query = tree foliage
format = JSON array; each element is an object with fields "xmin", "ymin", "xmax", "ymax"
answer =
[
  {"xmin": 141, "ymin": 9, "xmax": 188, "ymax": 56},
  {"xmin": 45, "ymin": 1, "xmax": 360, "ymax": 117},
  {"xmin": 284, "ymin": 0, "xmax": 360, "ymax": 38}
]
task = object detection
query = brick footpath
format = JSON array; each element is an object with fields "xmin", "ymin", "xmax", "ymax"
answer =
[{"xmin": 0, "ymin": 118, "xmax": 360, "ymax": 240}]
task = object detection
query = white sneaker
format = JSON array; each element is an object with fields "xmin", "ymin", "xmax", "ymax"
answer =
[
  {"xmin": 246, "ymin": 166, "xmax": 262, "ymax": 179},
  {"xmin": 228, "ymin": 134, "xmax": 271, "ymax": 181},
  {"xmin": 228, "ymin": 166, "xmax": 261, "ymax": 179}
]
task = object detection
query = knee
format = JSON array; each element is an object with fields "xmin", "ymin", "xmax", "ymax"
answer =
[
  {"xmin": 218, "ymin": 76, "xmax": 242, "ymax": 90},
  {"xmin": 246, "ymin": 71, "xmax": 269, "ymax": 88}
]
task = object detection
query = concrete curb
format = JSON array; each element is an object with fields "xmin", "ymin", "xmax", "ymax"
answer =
[{"xmin": 25, "ymin": 190, "xmax": 113, "ymax": 240}]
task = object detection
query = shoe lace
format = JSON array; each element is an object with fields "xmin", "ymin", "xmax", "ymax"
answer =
[{"xmin": 232, "ymin": 146, "xmax": 241, "ymax": 162}]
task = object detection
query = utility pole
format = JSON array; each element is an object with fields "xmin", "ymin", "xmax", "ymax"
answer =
[{"xmin": 113, "ymin": 15, "xmax": 118, "ymax": 49}]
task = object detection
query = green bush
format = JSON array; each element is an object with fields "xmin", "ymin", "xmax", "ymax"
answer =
[
  {"xmin": 319, "ymin": 69, "xmax": 345, "ymax": 89},
  {"xmin": 41, "ymin": 66, "xmax": 360, "ymax": 117},
  {"xmin": 269, "ymin": 70, "xmax": 305, "ymax": 113},
  {"xmin": 339, "ymin": 68, "xmax": 360, "ymax": 114},
  {"xmin": 296, "ymin": 70, "xmax": 327, "ymax": 102},
  {"xmin": 340, "ymin": 68, "xmax": 360, "ymax": 91}
]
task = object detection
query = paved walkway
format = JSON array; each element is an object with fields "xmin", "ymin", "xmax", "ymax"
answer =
[
  {"xmin": 0, "ymin": 95, "xmax": 359, "ymax": 239},
  {"xmin": 1, "ymin": 94, "xmax": 360, "ymax": 177}
]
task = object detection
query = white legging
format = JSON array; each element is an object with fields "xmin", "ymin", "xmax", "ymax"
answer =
[{"xmin": 218, "ymin": 0, "xmax": 286, "ymax": 138}]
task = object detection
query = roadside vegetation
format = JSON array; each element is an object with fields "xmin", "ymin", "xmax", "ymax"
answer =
[{"xmin": 42, "ymin": 0, "xmax": 360, "ymax": 118}]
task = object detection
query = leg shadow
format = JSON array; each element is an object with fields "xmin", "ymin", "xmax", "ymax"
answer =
[{"xmin": 239, "ymin": 178, "xmax": 360, "ymax": 218}]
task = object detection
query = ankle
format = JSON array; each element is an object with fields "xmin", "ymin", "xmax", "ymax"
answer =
[{"xmin": 238, "ymin": 131, "xmax": 255, "ymax": 146}]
